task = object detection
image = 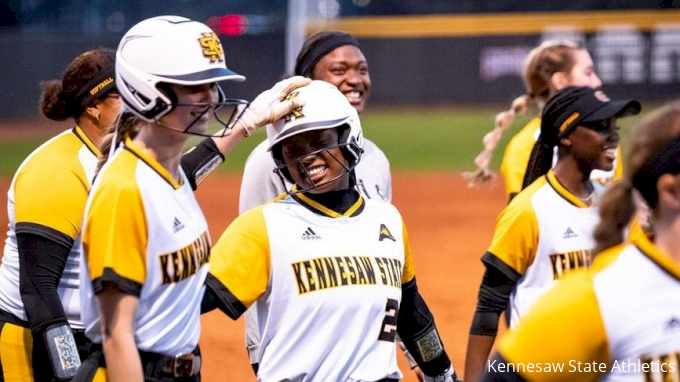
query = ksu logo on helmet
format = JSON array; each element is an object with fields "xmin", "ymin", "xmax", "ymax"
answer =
[{"xmin": 199, "ymin": 32, "xmax": 224, "ymax": 63}]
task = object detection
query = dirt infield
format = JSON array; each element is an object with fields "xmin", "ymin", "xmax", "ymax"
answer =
[{"xmin": 0, "ymin": 171, "xmax": 506, "ymax": 381}]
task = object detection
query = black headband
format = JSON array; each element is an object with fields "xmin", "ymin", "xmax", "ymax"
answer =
[
  {"xmin": 294, "ymin": 33, "xmax": 362, "ymax": 77},
  {"xmin": 632, "ymin": 136, "xmax": 680, "ymax": 208},
  {"xmin": 74, "ymin": 65, "xmax": 116, "ymax": 108}
]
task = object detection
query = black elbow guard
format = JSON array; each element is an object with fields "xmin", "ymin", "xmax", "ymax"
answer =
[
  {"xmin": 181, "ymin": 138, "xmax": 224, "ymax": 190},
  {"xmin": 397, "ymin": 278, "xmax": 451, "ymax": 377}
]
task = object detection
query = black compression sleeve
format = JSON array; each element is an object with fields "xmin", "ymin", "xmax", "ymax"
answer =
[
  {"xmin": 202, "ymin": 274, "xmax": 248, "ymax": 319},
  {"xmin": 181, "ymin": 138, "xmax": 225, "ymax": 191},
  {"xmin": 16, "ymin": 229, "xmax": 72, "ymax": 333},
  {"xmin": 482, "ymin": 353, "xmax": 527, "ymax": 382},
  {"xmin": 470, "ymin": 252, "xmax": 521, "ymax": 336},
  {"xmin": 397, "ymin": 277, "xmax": 451, "ymax": 377}
]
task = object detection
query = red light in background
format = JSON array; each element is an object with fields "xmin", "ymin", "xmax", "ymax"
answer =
[{"xmin": 211, "ymin": 14, "xmax": 248, "ymax": 36}]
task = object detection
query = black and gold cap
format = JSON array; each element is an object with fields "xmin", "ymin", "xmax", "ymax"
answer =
[{"xmin": 540, "ymin": 86, "xmax": 641, "ymax": 147}]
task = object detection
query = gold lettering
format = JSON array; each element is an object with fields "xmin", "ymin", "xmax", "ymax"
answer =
[
  {"xmin": 314, "ymin": 258, "xmax": 328, "ymax": 290},
  {"xmin": 354, "ymin": 257, "xmax": 367, "ymax": 285},
  {"xmin": 324, "ymin": 257, "xmax": 338, "ymax": 288},
  {"xmin": 158, "ymin": 231, "xmax": 211, "ymax": 285},
  {"xmin": 89, "ymin": 77, "xmax": 113, "ymax": 95},
  {"xmin": 345, "ymin": 256, "xmax": 357, "ymax": 284},
  {"xmin": 360, "ymin": 257, "xmax": 376, "ymax": 284},
  {"xmin": 160, "ymin": 254, "xmax": 172, "ymax": 284},
  {"xmin": 336, "ymin": 257, "xmax": 349, "ymax": 286},
  {"xmin": 303, "ymin": 260, "xmax": 316, "ymax": 292},
  {"xmin": 375, "ymin": 257, "xmax": 388, "ymax": 285},
  {"xmin": 291, "ymin": 262, "xmax": 308, "ymax": 294}
]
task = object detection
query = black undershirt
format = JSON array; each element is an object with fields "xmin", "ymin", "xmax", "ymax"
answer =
[{"xmin": 301, "ymin": 187, "xmax": 359, "ymax": 214}]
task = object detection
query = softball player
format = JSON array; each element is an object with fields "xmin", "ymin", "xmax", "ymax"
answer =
[
  {"xmin": 464, "ymin": 40, "xmax": 621, "ymax": 202},
  {"xmin": 0, "ymin": 48, "xmax": 119, "ymax": 382},
  {"xmin": 204, "ymin": 80, "xmax": 460, "ymax": 382},
  {"xmin": 237, "ymin": 30, "xmax": 422, "ymax": 378},
  {"xmin": 464, "ymin": 86, "xmax": 640, "ymax": 382},
  {"xmin": 74, "ymin": 16, "xmax": 305, "ymax": 382},
  {"xmin": 484, "ymin": 101, "xmax": 680, "ymax": 382}
]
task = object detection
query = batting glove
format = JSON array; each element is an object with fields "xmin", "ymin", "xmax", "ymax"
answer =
[
  {"xmin": 237, "ymin": 76, "xmax": 312, "ymax": 136},
  {"xmin": 423, "ymin": 366, "xmax": 463, "ymax": 382}
]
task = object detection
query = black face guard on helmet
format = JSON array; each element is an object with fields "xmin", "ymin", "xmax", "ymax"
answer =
[
  {"xmin": 129, "ymin": 82, "xmax": 250, "ymax": 138},
  {"xmin": 271, "ymin": 125, "xmax": 363, "ymax": 194}
]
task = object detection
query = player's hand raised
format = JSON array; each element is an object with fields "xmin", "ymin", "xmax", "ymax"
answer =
[{"xmin": 237, "ymin": 76, "xmax": 312, "ymax": 136}]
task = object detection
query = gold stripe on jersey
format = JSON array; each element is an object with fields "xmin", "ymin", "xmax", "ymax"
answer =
[
  {"xmin": 0, "ymin": 323, "xmax": 33, "ymax": 381},
  {"xmin": 291, "ymin": 255, "xmax": 403, "ymax": 294},
  {"xmin": 545, "ymin": 170, "xmax": 589, "ymax": 208},
  {"xmin": 498, "ymin": 270, "xmax": 610, "ymax": 382},
  {"xmin": 635, "ymin": 233, "xmax": 680, "ymax": 280},
  {"xmin": 293, "ymin": 185, "xmax": 365, "ymax": 218},
  {"xmin": 626, "ymin": 217, "xmax": 646, "ymax": 243},
  {"xmin": 15, "ymin": 129, "xmax": 93, "ymax": 240},
  {"xmin": 73, "ymin": 125, "xmax": 101, "ymax": 157},
  {"xmin": 486, "ymin": 177, "xmax": 542, "ymax": 274},
  {"xmin": 123, "ymin": 136, "xmax": 183, "ymax": 190},
  {"xmin": 84, "ymin": 148, "xmax": 148, "ymax": 285},
  {"xmin": 210, "ymin": 205, "xmax": 270, "ymax": 308},
  {"xmin": 159, "ymin": 231, "xmax": 210, "ymax": 285},
  {"xmin": 402, "ymin": 220, "xmax": 415, "ymax": 283}
]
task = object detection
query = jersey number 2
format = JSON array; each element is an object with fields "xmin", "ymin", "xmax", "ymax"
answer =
[{"xmin": 378, "ymin": 298, "xmax": 399, "ymax": 342}]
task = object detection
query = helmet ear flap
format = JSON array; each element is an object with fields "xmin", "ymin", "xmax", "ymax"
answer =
[
  {"xmin": 156, "ymin": 83, "xmax": 178, "ymax": 114},
  {"xmin": 271, "ymin": 144, "xmax": 295, "ymax": 184}
]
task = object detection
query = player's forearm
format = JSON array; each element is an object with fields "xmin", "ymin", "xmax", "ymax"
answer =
[
  {"xmin": 102, "ymin": 333, "xmax": 143, "ymax": 382},
  {"xmin": 16, "ymin": 228, "xmax": 72, "ymax": 327},
  {"xmin": 465, "ymin": 333, "xmax": 497, "ymax": 382},
  {"xmin": 99, "ymin": 292, "xmax": 143, "ymax": 382},
  {"xmin": 397, "ymin": 277, "xmax": 456, "ymax": 378}
]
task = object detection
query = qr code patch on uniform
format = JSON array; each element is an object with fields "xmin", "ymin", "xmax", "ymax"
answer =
[
  {"xmin": 53, "ymin": 334, "xmax": 81, "ymax": 370},
  {"xmin": 415, "ymin": 328, "xmax": 444, "ymax": 362}
]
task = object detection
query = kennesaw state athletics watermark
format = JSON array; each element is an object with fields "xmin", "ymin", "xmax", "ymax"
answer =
[{"xmin": 487, "ymin": 359, "xmax": 677, "ymax": 374}]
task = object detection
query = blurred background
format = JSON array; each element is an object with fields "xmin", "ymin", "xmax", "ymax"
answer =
[{"xmin": 0, "ymin": 0, "xmax": 679, "ymax": 172}]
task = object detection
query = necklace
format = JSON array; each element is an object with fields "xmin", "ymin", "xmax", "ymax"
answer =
[{"xmin": 579, "ymin": 192, "xmax": 595, "ymax": 205}]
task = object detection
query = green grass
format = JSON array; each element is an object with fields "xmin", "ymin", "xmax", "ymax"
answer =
[{"xmin": 0, "ymin": 104, "xmax": 654, "ymax": 177}]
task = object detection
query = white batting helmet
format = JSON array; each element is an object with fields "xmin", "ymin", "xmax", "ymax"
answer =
[
  {"xmin": 116, "ymin": 15, "xmax": 247, "ymax": 127},
  {"xmin": 266, "ymin": 80, "xmax": 364, "ymax": 188}
]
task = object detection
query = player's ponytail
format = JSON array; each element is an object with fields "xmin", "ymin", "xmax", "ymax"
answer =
[
  {"xmin": 462, "ymin": 94, "xmax": 533, "ymax": 186},
  {"xmin": 463, "ymin": 40, "xmax": 582, "ymax": 188},
  {"xmin": 96, "ymin": 111, "xmax": 139, "ymax": 175},
  {"xmin": 40, "ymin": 49, "xmax": 116, "ymax": 122},
  {"xmin": 593, "ymin": 181, "xmax": 636, "ymax": 254}
]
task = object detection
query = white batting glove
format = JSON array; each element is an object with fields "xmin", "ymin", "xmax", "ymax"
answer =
[
  {"xmin": 423, "ymin": 366, "xmax": 463, "ymax": 382},
  {"xmin": 238, "ymin": 76, "xmax": 312, "ymax": 136}
]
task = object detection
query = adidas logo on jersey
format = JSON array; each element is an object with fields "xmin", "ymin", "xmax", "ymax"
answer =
[
  {"xmin": 172, "ymin": 217, "xmax": 185, "ymax": 233},
  {"xmin": 563, "ymin": 227, "xmax": 577, "ymax": 239},
  {"xmin": 665, "ymin": 317, "xmax": 680, "ymax": 332},
  {"xmin": 301, "ymin": 227, "xmax": 321, "ymax": 240}
]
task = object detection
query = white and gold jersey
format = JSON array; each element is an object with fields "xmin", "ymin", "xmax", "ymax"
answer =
[
  {"xmin": 487, "ymin": 169, "xmax": 600, "ymax": 327},
  {"xmin": 210, "ymin": 192, "xmax": 415, "ymax": 382},
  {"xmin": 0, "ymin": 127, "xmax": 98, "ymax": 329},
  {"xmin": 499, "ymin": 234, "xmax": 680, "ymax": 382},
  {"xmin": 80, "ymin": 137, "xmax": 209, "ymax": 355}
]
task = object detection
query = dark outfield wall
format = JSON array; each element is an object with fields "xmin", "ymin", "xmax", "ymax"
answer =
[
  {"xmin": 0, "ymin": 32, "xmax": 287, "ymax": 120},
  {"xmin": 361, "ymin": 33, "xmax": 680, "ymax": 107},
  {"xmin": 2, "ymin": 15, "xmax": 679, "ymax": 119}
]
